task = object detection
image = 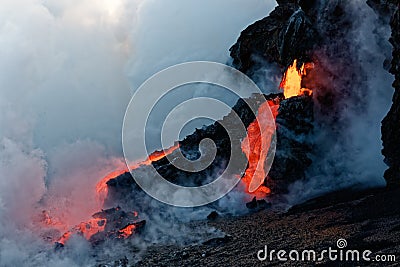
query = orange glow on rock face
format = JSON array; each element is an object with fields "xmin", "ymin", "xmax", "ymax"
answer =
[
  {"xmin": 241, "ymin": 100, "xmax": 278, "ymax": 197},
  {"xmin": 280, "ymin": 59, "xmax": 312, "ymax": 98}
]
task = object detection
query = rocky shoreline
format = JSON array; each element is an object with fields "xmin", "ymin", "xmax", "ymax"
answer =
[{"xmin": 127, "ymin": 187, "xmax": 400, "ymax": 266}]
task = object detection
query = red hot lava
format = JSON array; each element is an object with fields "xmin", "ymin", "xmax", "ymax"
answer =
[
  {"xmin": 95, "ymin": 144, "xmax": 180, "ymax": 204},
  {"xmin": 279, "ymin": 59, "xmax": 313, "ymax": 98},
  {"xmin": 241, "ymin": 100, "xmax": 279, "ymax": 197},
  {"xmin": 54, "ymin": 145, "xmax": 179, "ymax": 246},
  {"xmin": 240, "ymin": 59, "xmax": 313, "ymax": 197},
  {"xmin": 45, "ymin": 61, "xmax": 313, "ymax": 246}
]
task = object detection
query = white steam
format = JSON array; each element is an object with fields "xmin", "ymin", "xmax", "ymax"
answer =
[
  {"xmin": 287, "ymin": 0, "xmax": 394, "ymax": 204},
  {"xmin": 0, "ymin": 0, "xmax": 276, "ymax": 265}
]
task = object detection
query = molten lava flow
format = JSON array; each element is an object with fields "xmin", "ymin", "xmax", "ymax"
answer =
[
  {"xmin": 239, "ymin": 59, "xmax": 314, "ymax": 198},
  {"xmin": 54, "ymin": 145, "xmax": 179, "ymax": 246},
  {"xmin": 96, "ymin": 169, "xmax": 129, "ymax": 204},
  {"xmin": 57, "ymin": 231, "xmax": 72, "ymax": 246},
  {"xmin": 118, "ymin": 224, "xmax": 136, "ymax": 239},
  {"xmin": 95, "ymin": 144, "xmax": 180, "ymax": 204},
  {"xmin": 74, "ymin": 218, "xmax": 107, "ymax": 240},
  {"xmin": 280, "ymin": 59, "xmax": 312, "ymax": 98},
  {"xmin": 241, "ymin": 100, "xmax": 278, "ymax": 197},
  {"xmin": 147, "ymin": 144, "xmax": 179, "ymax": 162},
  {"xmin": 57, "ymin": 218, "xmax": 106, "ymax": 245}
]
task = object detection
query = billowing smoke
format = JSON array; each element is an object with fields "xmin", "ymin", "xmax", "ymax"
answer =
[
  {"xmin": 0, "ymin": 0, "xmax": 277, "ymax": 265},
  {"xmin": 286, "ymin": 0, "xmax": 394, "ymax": 204}
]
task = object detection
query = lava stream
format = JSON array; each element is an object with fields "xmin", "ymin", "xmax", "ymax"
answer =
[{"xmin": 96, "ymin": 144, "xmax": 180, "ymax": 204}]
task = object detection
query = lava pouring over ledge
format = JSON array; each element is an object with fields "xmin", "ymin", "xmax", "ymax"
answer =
[
  {"xmin": 52, "ymin": 59, "xmax": 313, "ymax": 246},
  {"xmin": 240, "ymin": 59, "xmax": 313, "ymax": 196},
  {"xmin": 96, "ymin": 59, "xmax": 312, "ymax": 200},
  {"xmin": 241, "ymin": 100, "xmax": 279, "ymax": 197}
]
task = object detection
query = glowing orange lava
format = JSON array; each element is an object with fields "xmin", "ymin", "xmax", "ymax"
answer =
[
  {"xmin": 118, "ymin": 224, "xmax": 136, "ymax": 239},
  {"xmin": 57, "ymin": 218, "xmax": 106, "ymax": 245},
  {"xmin": 55, "ymin": 144, "xmax": 180, "ymax": 246},
  {"xmin": 95, "ymin": 144, "xmax": 180, "ymax": 204},
  {"xmin": 241, "ymin": 100, "xmax": 278, "ymax": 197},
  {"xmin": 280, "ymin": 59, "xmax": 312, "ymax": 98},
  {"xmin": 57, "ymin": 231, "xmax": 72, "ymax": 246},
  {"xmin": 96, "ymin": 169, "xmax": 129, "ymax": 204}
]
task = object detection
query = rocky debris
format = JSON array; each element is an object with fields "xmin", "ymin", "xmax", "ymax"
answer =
[
  {"xmin": 98, "ymin": 257, "xmax": 129, "ymax": 267},
  {"xmin": 381, "ymin": 4, "xmax": 400, "ymax": 188},
  {"xmin": 245, "ymin": 197, "xmax": 271, "ymax": 211},
  {"xmin": 134, "ymin": 187, "xmax": 400, "ymax": 266}
]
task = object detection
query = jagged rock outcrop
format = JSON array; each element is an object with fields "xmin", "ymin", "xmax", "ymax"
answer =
[
  {"xmin": 230, "ymin": 1, "xmax": 313, "ymax": 75},
  {"xmin": 381, "ymin": 4, "xmax": 400, "ymax": 187}
]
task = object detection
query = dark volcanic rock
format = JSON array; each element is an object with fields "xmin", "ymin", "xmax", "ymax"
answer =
[
  {"xmin": 381, "ymin": 4, "xmax": 400, "ymax": 187},
  {"xmin": 231, "ymin": 0, "xmax": 400, "ymax": 191},
  {"xmin": 267, "ymin": 94, "xmax": 314, "ymax": 193},
  {"xmin": 107, "ymin": 93, "xmax": 283, "ymax": 199},
  {"xmin": 229, "ymin": 1, "xmax": 318, "ymax": 75}
]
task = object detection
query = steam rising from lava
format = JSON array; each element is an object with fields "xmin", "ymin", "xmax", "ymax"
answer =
[{"xmin": 0, "ymin": 0, "xmax": 277, "ymax": 265}]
